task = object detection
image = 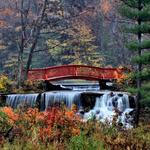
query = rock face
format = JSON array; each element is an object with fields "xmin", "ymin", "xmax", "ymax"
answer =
[
  {"xmin": 43, "ymin": 81, "xmax": 72, "ymax": 91},
  {"xmin": 81, "ymin": 92, "xmax": 103, "ymax": 111},
  {"xmin": 129, "ymin": 96, "xmax": 136, "ymax": 108},
  {"xmin": 0, "ymin": 94, "xmax": 6, "ymax": 107}
]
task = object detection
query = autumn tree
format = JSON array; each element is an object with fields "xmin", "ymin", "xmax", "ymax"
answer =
[
  {"xmin": 0, "ymin": 0, "xmax": 65, "ymax": 86},
  {"xmin": 0, "ymin": 0, "xmax": 138, "ymax": 85},
  {"xmin": 46, "ymin": 19, "xmax": 103, "ymax": 66},
  {"xmin": 0, "ymin": 3, "xmax": 18, "ymax": 76},
  {"xmin": 120, "ymin": 0, "xmax": 150, "ymax": 124},
  {"xmin": 77, "ymin": 0, "xmax": 132, "ymax": 66},
  {"xmin": 1, "ymin": 0, "xmax": 135, "ymax": 79}
]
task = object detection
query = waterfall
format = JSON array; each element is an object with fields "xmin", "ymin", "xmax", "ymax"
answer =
[
  {"xmin": 59, "ymin": 82, "xmax": 100, "ymax": 91},
  {"xmin": 72, "ymin": 85, "xmax": 99, "ymax": 91},
  {"xmin": 44, "ymin": 91, "xmax": 82, "ymax": 109},
  {"xmin": 83, "ymin": 92, "xmax": 134, "ymax": 128},
  {"xmin": 6, "ymin": 94, "xmax": 39, "ymax": 109},
  {"xmin": 5, "ymin": 91, "xmax": 134, "ymax": 128}
]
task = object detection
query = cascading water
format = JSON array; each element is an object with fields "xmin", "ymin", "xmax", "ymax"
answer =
[
  {"xmin": 43, "ymin": 91, "xmax": 82, "ymax": 109},
  {"xmin": 5, "ymin": 90, "xmax": 135, "ymax": 128},
  {"xmin": 71, "ymin": 85, "xmax": 99, "ymax": 91},
  {"xmin": 6, "ymin": 94, "xmax": 39, "ymax": 109},
  {"xmin": 83, "ymin": 92, "xmax": 134, "ymax": 128}
]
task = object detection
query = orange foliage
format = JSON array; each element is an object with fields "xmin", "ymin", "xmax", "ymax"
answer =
[
  {"xmin": 2, "ymin": 107, "xmax": 18, "ymax": 123},
  {"xmin": 37, "ymin": 107, "xmax": 82, "ymax": 142},
  {"xmin": 71, "ymin": 128, "xmax": 80, "ymax": 136},
  {"xmin": 0, "ymin": 8, "xmax": 14, "ymax": 16},
  {"xmin": 0, "ymin": 106, "xmax": 82, "ymax": 143},
  {"xmin": 0, "ymin": 20, "xmax": 7, "ymax": 28},
  {"xmin": 65, "ymin": 111, "xmax": 74, "ymax": 118},
  {"xmin": 38, "ymin": 127, "xmax": 52, "ymax": 142},
  {"xmin": 101, "ymin": 0, "xmax": 111, "ymax": 14},
  {"xmin": 0, "ymin": 8, "xmax": 14, "ymax": 28},
  {"xmin": 0, "ymin": 107, "xmax": 150, "ymax": 148}
]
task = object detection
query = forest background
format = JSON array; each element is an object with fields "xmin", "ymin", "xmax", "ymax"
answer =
[{"xmin": 0, "ymin": 0, "xmax": 132, "ymax": 79}]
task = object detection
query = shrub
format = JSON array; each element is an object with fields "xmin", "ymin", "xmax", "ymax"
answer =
[
  {"xmin": 68, "ymin": 133, "xmax": 105, "ymax": 150},
  {"xmin": 0, "ymin": 75, "xmax": 12, "ymax": 93},
  {"xmin": 0, "ymin": 106, "xmax": 150, "ymax": 150}
]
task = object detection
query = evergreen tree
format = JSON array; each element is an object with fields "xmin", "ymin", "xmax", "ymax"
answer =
[{"xmin": 120, "ymin": 0, "xmax": 150, "ymax": 124}]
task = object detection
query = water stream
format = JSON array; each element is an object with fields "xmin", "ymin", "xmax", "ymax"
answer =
[
  {"xmin": 44, "ymin": 91, "xmax": 82, "ymax": 109},
  {"xmin": 83, "ymin": 92, "xmax": 134, "ymax": 128},
  {"xmin": 6, "ymin": 94, "xmax": 39, "ymax": 109},
  {"xmin": 6, "ymin": 90, "xmax": 135, "ymax": 128}
]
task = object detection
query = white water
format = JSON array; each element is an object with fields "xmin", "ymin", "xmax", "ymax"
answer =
[
  {"xmin": 71, "ymin": 85, "xmax": 99, "ymax": 91},
  {"xmin": 44, "ymin": 91, "xmax": 82, "ymax": 109},
  {"xmin": 43, "ymin": 91, "xmax": 134, "ymax": 128},
  {"xmin": 6, "ymin": 91, "xmax": 134, "ymax": 128},
  {"xmin": 83, "ymin": 92, "xmax": 134, "ymax": 128},
  {"xmin": 6, "ymin": 94, "xmax": 39, "ymax": 109}
]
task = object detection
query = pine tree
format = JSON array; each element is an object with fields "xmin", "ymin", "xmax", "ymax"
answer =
[{"xmin": 120, "ymin": 0, "xmax": 150, "ymax": 125}]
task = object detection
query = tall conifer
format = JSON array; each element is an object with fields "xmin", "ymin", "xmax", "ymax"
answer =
[{"xmin": 120, "ymin": 0, "xmax": 150, "ymax": 125}]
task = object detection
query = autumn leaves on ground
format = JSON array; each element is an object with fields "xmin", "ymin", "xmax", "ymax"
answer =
[{"xmin": 0, "ymin": 105, "xmax": 149, "ymax": 150}]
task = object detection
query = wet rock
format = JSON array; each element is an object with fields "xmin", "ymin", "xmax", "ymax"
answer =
[
  {"xmin": 0, "ymin": 94, "xmax": 6, "ymax": 106},
  {"xmin": 43, "ymin": 80, "xmax": 72, "ymax": 91},
  {"xmin": 129, "ymin": 96, "xmax": 136, "ymax": 108}
]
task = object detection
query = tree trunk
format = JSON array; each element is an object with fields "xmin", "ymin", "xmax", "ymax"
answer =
[
  {"xmin": 135, "ymin": 0, "xmax": 142, "ymax": 127},
  {"xmin": 17, "ymin": 48, "xmax": 24, "ymax": 87},
  {"xmin": 24, "ymin": 37, "xmax": 38, "ymax": 80},
  {"xmin": 17, "ymin": 0, "xmax": 25, "ymax": 87},
  {"xmin": 24, "ymin": 0, "xmax": 48, "ymax": 80}
]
